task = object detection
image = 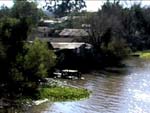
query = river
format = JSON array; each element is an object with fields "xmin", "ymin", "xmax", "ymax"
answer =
[{"xmin": 20, "ymin": 58, "xmax": 150, "ymax": 113}]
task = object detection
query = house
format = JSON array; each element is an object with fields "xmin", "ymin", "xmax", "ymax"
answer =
[
  {"xmin": 50, "ymin": 42, "xmax": 92, "ymax": 52},
  {"xmin": 37, "ymin": 26, "xmax": 51, "ymax": 38},
  {"xmin": 58, "ymin": 28, "xmax": 89, "ymax": 42},
  {"xmin": 50, "ymin": 42, "xmax": 93, "ymax": 70},
  {"xmin": 50, "ymin": 42, "xmax": 93, "ymax": 62},
  {"xmin": 59, "ymin": 28, "xmax": 89, "ymax": 37}
]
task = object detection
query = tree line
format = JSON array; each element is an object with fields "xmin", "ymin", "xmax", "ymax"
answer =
[
  {"xmin": 64, "ymin": 1, "xmax": 150, "ymax": 67},
  {"xmin": 53, "ymin": 1, "xmax": 150, "ymax": 68},
  {"xmin": 0, "ymin": 0, "xmax": 56, "ymax": 99}
]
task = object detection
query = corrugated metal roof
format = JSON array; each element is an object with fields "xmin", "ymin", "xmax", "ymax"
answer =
[
  {"xmin": 36, "ymin": 38, "xmax": 74, "ymax": 42},
  {"xmin": 49, "ymin": 38, "xmax": 74, "ymax": 42},
  {"xmin": 51, "ymin": 42, "xmax": 85, "ymax": 49},
  {"xmin": 59, "ymin": 29, "xmax": 89, "ymax": 37},
  {"xmin": 51, "ymin": 42, "xmax": 92, "ymax": 50}
]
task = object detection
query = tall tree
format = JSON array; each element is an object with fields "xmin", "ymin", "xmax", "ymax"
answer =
[
  {"xmin": 43, "ymin": 0, "xmax": 86, "ymax": 17},
  {"xmin": 12, "ymin": 0, "xmax": 41, "ymax": 26},
  {"xmin": 86, "ymin": 2, "xmax": 123, "ymax": 49},
  {"xmin": 0, "ymin": 5, "xmax": 11, "ymax": 19}
]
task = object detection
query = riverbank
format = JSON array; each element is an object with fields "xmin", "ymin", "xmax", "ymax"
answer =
[
  {"xmin": 132, "ymin": 50, "xmax": 150, "ymax": 59},
  {"xmin": 0, "ymin": 78, "xmax": 90, "ymax": 112},
  {"xmin": 27, "ymin": 58, "xmax": 150, "ymax": 113}
]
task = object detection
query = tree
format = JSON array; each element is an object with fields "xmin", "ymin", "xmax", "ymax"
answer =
[
  {"xmin": 12, "ymin": 0, "xmax": 41, "ymax": 26},
  {"xmin": 86, "ymin": 2, "xmax": 123, "ymax": 50},
  {"xmin": 0, "ymin": 5, "xmax": 11, "ymax": 19},
  {"xmin": 0, "ymin": 16, "xmax": 31, "ymax": 97},
  {"xmin": 43, "ymin": 0, "xmax": 86, "ymax": 17},
  {"xmin": 0, "ymin": 0, "xmax": 55, "ymax": 97},
  {"xmin": 23, "ymin": 39, "xmax": 56, "ymax": 80},
  {"xmin": 122, "ymin": 4, "xmax": 150, "ymax": 51},
  {"xmin": 107, "ymin": 37, "xmax": 130, "ymax": 61},
  {"xmin": 11, "ymin": 39, "xmax": 56, "ymax": 94},
  {"xmin": 82, "ymin": 1, "xmax": 130, "ymax": 65}
]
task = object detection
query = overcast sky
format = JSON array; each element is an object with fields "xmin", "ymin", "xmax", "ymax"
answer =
[{"xmin": 1, "ymin": 0, "xmax": 150, "ymax": 11}]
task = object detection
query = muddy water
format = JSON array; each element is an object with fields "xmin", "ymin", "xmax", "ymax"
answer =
[{"xmin": 29, "ymin": 58, "xmax": 150, "ymax": 113}]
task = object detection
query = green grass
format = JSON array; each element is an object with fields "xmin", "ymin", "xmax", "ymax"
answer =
[
  {"xmin": 37, "ymin": 86, "xmax": 90, "ymax": 101},
  {"xmin": 133, "ymin": 50, "xmax": 150, "ymax": 59}
]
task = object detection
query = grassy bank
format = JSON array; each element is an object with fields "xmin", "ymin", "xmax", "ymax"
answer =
[
  {"xmin": 37, "ymin": 86, "xmax": 90, "ymax": 101},
  {"xmin": 0, "ymin": 80, "xmax": 90, "ymax": 112},
  {"xmin": 133, "ymin": 50, "xmax": 150, "ymax": 59},
  {"xmin": 30, "ymin": 79, "xmax": 91, "ymax": 102}
]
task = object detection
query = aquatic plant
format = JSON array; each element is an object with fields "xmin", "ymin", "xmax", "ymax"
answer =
[
  {"xmin": 134, "ymin": 51, "xmax": 150, "ymax": 59},
  {"xmin": 37, "ymin": 86, "xmax": 90, "ymax": 101}
]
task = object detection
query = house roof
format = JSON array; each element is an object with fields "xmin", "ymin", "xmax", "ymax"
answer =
[
  {"xmin": 36, "ymin": 37, "xmax": 74, "ymax": 42},
  {"xmin": 51, "ymin": 42, "xmax": 92, "ymax": 50},
  {"xmin": 49, "ymin": 38, "xmax": 74, "ymax": 42},
  {"xmin": 43, "ymin": 20, "xmax": 62, "ymax": 24},
  {"xmin": 59, "ymin": 29, "xmax": 89, "ymax": 37}
]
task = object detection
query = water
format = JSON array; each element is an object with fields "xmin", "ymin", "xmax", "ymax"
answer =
[{"xmin": 26, "ymin": 58, "xmax": 150, "ymax": 113}]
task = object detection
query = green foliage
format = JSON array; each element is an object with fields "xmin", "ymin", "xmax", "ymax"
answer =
[
  {"xmin": 0, "ymin": 17, "xmax": 27, "ymax": 84},
  {"xmin": 122, "ymin": 4, "xmax": 150, "ymax": 51},
  {"xmin": 85, "ymin": 2, "xmax": 123, "ymax": 50},
  {"xmin": 12, "ymin": 0, "xmax": 42, "ymax": 26},
  {"xmin": 106, "ymin": 37, "xmax": 131, "ymax": 60},
  {"xmin": 44, "ymin": 0, "xmax": 86, "ymax": 17},
  {"xmin": 15, "ymin": 39, "xmax": 56, "ymax": 82},
  {"xmin": 24, "ymin": 39, "xmax": 56, "ymax": 77},
  {"xmin": 8, "ymin": 39, "xmax": 56, "ymax": 95},
  {"xmin": 0, "ymin": 17, "xmax": 20, "ymax": 39},
  {"xmin": 0, "ymin": 0, "xmax": 50, "ymax": 97},
  {"xmin": 0, "ymin": 5, "xmax": 11, "ymax": 18},
  {"xmin": 140, "ymin": 53, "xmax": 150, "ymax": 59},
  {"xmin": 37, "ymin": 86, "xmax": 90, "ymax": 101},
  {"xmin": 134, "ymin": 51, "xmax": 150, "ymax": 59}
]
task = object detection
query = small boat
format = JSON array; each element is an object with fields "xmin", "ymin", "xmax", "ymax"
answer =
[
  {"xmin": 53, "ymin": 69, "xmax": 81, "ymax": 79},
  {"xmin": 61, "ymin": 69, "xmax": 81, "ymax": 79}
]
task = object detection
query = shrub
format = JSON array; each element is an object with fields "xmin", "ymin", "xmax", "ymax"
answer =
[
  {"xmin": 11, "ymin": 39, "xmax": 56, "ymax": 94},
  {"xmin": 107, "ymin": 37, "xmax": 131, "ymax": 60}
]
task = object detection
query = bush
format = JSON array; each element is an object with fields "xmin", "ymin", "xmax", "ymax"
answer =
[
  {"xmin": 107, "ymin": 37, "xmax": 131, "ymax": 60},
  {"xmin": 11, "ymin": 39, "xmax": 56, "ymax": 94},
  {"xmin": 22, "ymin": 39, "xmax": 56, "ymax": 79}
]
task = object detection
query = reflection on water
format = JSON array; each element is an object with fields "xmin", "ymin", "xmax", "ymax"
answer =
[{"xmin": 29, "ymin": 58, "xmax": 150, "ymax": 113}]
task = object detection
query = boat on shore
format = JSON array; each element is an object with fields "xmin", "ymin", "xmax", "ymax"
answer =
[{"xmin": 53, "ymin": 69, "xmax": 82, "ymax": 79}]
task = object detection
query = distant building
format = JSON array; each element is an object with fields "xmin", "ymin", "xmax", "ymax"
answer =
[
  {"xmin": 34, "ymin": 37, "xmax": 74, "ymax": 43},
  {"xmin": 37, "ymin": 26, "xmax": 51, "ymax": 38},
  {"xmin": 39, "ymin": 19, "xmax": 62, "ymax": 26},
  {"xmin": 50, "ymin": 42, "xmax": 93, "ymax": 69},
  {"xmin": 59, "ymin": 28, "xmax": 89, "ymax": 37},
  {"xmin": 50, "ymin": 42, "xmax": 92, "ymax": 53}
]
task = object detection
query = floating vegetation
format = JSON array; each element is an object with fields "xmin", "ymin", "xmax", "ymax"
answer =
[
  {"xmin": 133, "ymin": 51, "xmax": 150, "ymax": 59},
  {"xmin": 37, "ymin": 78, "xmax": 90, "ymax": 101},
  {"xmin": 37, "ymin": 86, "xmax": 90, "ymax": 102}
]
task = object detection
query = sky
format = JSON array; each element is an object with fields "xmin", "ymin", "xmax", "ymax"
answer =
[{"xmin": 1, "ymin": 0, "xmax": 150, "ymax": 12}]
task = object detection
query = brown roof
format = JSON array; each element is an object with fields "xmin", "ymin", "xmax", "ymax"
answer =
[{"xmin": 59, "ymin": 29, "xmax": 89, "ymax": 37}]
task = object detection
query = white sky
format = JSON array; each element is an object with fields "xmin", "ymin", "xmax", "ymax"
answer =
[{"xmin": 1, "ymin": 0, "xmax": 150, "ymax": 11}]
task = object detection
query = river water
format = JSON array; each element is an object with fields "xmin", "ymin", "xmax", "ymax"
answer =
[{"xmin": 28, "ymin": 58, "xmax": 150, "ymax": 113}]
